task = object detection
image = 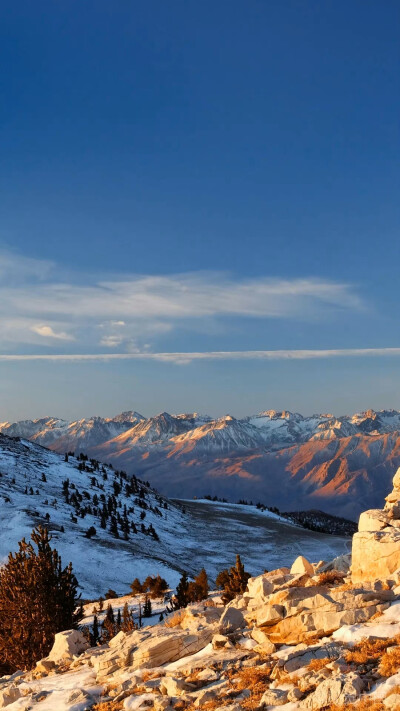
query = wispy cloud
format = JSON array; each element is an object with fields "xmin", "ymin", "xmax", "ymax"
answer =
[
  {"xmin": 0, "ymin": 249, "xmax": 365, "ymax": 352},
  {"xmin": 0, "ymin": 348, "xmax": 399, "ymax": 363},
  {"xmin": 30, "ymin": 324, "xmax": 75, "ymax": 341}
]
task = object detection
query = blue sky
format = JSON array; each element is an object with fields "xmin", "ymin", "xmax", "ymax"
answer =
[{"xmin": 0, "ymin": 0, "xmax": 399, "ymax": 420}]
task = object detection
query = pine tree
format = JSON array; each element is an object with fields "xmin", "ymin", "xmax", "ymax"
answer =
[
  {"xmin": 0, "ymin": 526, "xmax": 81, "ymax": 673},
  {"xmin": 220, "ymin": 554, "xmax": 251, "ymax": 604},
  {"xmin": 130, "ymin": 577, "xmax": 143, "ymax": 595},
  {"xmin": 175, "ymin": 571, "xmax": 190, "ymax": 609},
  {"xmin": 143, "ymin": 595, "xmax": 152, "ymax": 617},
  {"xmin": 122, "ymin": 602, "xmax": 136, "ymax": 632},
  {"xmin": 188, "ymin": 568, "xmax": 209, "ymax": 602},
  {"xmin": 91, "ymin": 614, "xmax": 99, "ymax": 645}
]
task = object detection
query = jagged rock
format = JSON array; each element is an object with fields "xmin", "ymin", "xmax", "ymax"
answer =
[
  {"xmin": 272, "ymin": 642, "xmax": 340, "ymax": 676},
  {"xmin": 191, "ymin": 680, "xmax": 229, "ymax": 707},
  {"xmin": 358, "ymin": 509, "xmax": 392, "ymax": 532},
  {"xmin": 180, "ymin": 603, "xmax": 222, "ymax": 631},
  {"xmin": 67, "ymin": 689, "xmax": 94, "ymax": 705},
  {"xmin": 124, "ymin": 693, "xmax": 158, "ymax": 710},
  {"xmin": 290, "ymin": 556, "xmax": 314, "ymax": 576},
  {"xmin": 93, "ymin": 627, "xmax": 213, "ymax": 678},
  {"xmin": 219, "ymin": 606, "xmax": 245, "ymax": 633},
  {"xmin": 288, "ymin": 686, "xmax": 304, "ymax": 701},
  {"xmin": 0, "ymin": 686, "xmax": 21, "ymax": 708},
  {"xmin": 384, "ymin": 693, "xmax": 400, "ymax": 710},
  {"xmin": 48, "ymin": 629, "xmax": 89, "ymax": 663},
  {"xmin": 194, "ymin": 668, "xmax": 220, "ymax": 683},
  {"xmin": 35, "ymin": 658, "xmax": 56, "ymax": 673},
  {"xmin": 302, "ymin": 672, "xmax": 364, "ymax": 709},
  {"xmin": 248, "ymin": 583, "xmax": 392, "ymax": 645},
  {"xmin": 256, "ymin": 604, "xmax": 284, "ymax": 627},
  {"xmin": 212, "ymin": 633, "xmax": 231, "ymax": 649},
  {"xmin": 160, "ymin": 676, "xmax": 195, "ymax": 696},
  {"xmin": 260, "ymin": 688, "xmax": 288, "ymax": 706},
  {"xmin": 250, "ymin": 627, "xmax": 276, "ymax": 654},
  {"xmin": 320, "ymin": 553, "xmax": 351, "ymax": 573}
]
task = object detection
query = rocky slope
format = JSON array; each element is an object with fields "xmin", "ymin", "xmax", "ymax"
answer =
[
  {"xmin": 4, "ymin": 472, "xmax": 400, "ymax": 710},
  {"xmin": 3, "ymin": 408, "xmax": 400, "ymax": 518}
]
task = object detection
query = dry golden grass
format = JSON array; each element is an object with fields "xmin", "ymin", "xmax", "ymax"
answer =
[
  {"xmin": 141, "ymin": 669, "xmax": 164, "ymax": 682},
  {"xmin": 164, "ymin": 609, "xmax": 185, "ymax": 628},
  {"xmin": 327, "ymin": 701, "xmax": 385, "ymax": 711},
  {"xmin": 345, "ymin": 636, "xmax": 396, "ymax": 666},
  {"xmin": 93, "ymin": 702, "xmax": 124, "ymax": 711},
  {"xmin": 336, "ymin": 582, "xmax": 356, "ymax": 592},
  {"xmin": 379, "ymin": 644, "xmax": 400, "ymax": 677},
  {"xmin": 317, "ymin": 571, "xmax": 345, "ymax": 586},
  {"xmin": 226, "ymin": 665, "xmax": 272, "ymax": 710},
  {"xmin": 307, "ymin": 657, "xmax": 330, "ymax": 672}
]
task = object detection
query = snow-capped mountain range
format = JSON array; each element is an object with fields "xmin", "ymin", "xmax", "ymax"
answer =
[{"xmin": 3, "ymin": 408, "xmax": 400, "ymax": 518}]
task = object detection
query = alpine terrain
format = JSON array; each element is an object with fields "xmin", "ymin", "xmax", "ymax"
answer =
[{"xmin": 3, "ymin": 408, "xmax": 400, "ymax": 518}]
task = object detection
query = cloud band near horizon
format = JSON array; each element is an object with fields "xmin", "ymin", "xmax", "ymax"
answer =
[{"xmin": 0, "ymin": 348, "xmax": 400, "ymax": 363}]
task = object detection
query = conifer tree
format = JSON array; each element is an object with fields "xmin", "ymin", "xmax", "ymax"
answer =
[
  {"xmin": 143, "ymin": 595, "xmax": 152, "ymax": 617},
  {"xmin": 0, "ymin": 526, "xmax": 81, "ymax": 673},
  {"xmin": 219, "ymin": 554, "xmax": 251, "ymax": 604},
  {"xmin": 174, "ymin": 571, "xmax": 189, "ymax": 608},
  {"xmin": 122, "ymin": 602, "xmax": 136, "ymax": 631},
  {"xmin": 130, "ymin": 577, "xmax": 143, "ymax": 595},
  {"xmin": 188, "ymin": 568, "xmax": 209, "ymax": 602},
  {"xmin": 91, "ymin": 614, "xmax": 99, "ymax": 645}
]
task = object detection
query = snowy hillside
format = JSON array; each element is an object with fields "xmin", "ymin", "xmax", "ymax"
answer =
[
  {"xmin": 2, "ymin": 408, "xmax": 400, "ymax": 518},
  {"xmin": 0, "ymin": 435, "xmax": 348, "ymax": 599}
]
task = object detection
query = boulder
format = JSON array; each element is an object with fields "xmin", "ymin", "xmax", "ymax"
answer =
[
  {"xmin": 160, "ymin": 676, "xmax": 194, "ymax": 696},
  {"xmin": 256, "ymin": 604, "xmax": 285, "ymax": 628},
  {"xmin": 92, "ymin": 627, "xmax": 212, "ymax": 678},
  {"xmin": 219, "ymin": 606, "xmax": 245, "ymax": 633},
  {"xmin": 384, "ymin": 693, "xmax": 400, "ymax": 710},
  {"xmin": 212, "ymin": 634, "xmax": 231, "ymax": 649},
  {"xmin": 352, "ymin": 529, "xmax": 400, "ymax": 583},
  {"xmin": 35, "ymin": 658, "xmax": 56, "ymax": 673},
  {"xmin": 260, "ymin": 687, "xmax": 288, "ymax": 706},
  {"xmin": 250, "ymin": 627, "xmax": 276, "ymax": 654},
  {"xmin": 192, "ymin": 681, "xmax": 229, "ymax": 707},
  {"xmin": 48, "ymin": 629, "xmax": 89, "ymax": 663},
  {"xmin": 320, "ymin": 553, "xmax": 351, "ymax": 574},
  {"xmin": 290, "ymin": 556, "xmax": 314, "ymax": 576},
  {"xmin": 358, "ymin": 509, "xmax": 392, "ymax": 532},
  {"xmin": 302, "ymin": 672, "xmax": 364, "ymax": 709},
  {"xmin": 0, "ymin": 686, "xmax": 21, "ymax": 708}
]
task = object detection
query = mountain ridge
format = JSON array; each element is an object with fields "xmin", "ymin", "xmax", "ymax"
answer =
[{"xmin": 2, "ymin": 408, "xmax": 400, "ymax": 518}]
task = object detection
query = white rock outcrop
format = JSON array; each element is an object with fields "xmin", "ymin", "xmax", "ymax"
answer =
[
  {"xmin": 48, "ymin": 629, "xmax": 89, "ymax": 663},
  {"xmin": 352, "ymin": 467, "xmax": 400, "ymax": 583}
]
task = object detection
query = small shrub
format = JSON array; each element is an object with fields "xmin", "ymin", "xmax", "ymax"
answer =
[{"xmin": 317, "ymin": 571, "xmax": 345, "ymax": 586}]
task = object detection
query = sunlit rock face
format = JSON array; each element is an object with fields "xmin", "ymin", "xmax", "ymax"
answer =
[{"xmin": 352, "ymin": 466, "xmax": 400, "ymax": 584}]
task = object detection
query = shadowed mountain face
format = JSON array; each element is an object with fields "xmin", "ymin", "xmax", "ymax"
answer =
[{"xmin": 2, "ymin": 409, "xmax": 400, "ymax": 518}]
